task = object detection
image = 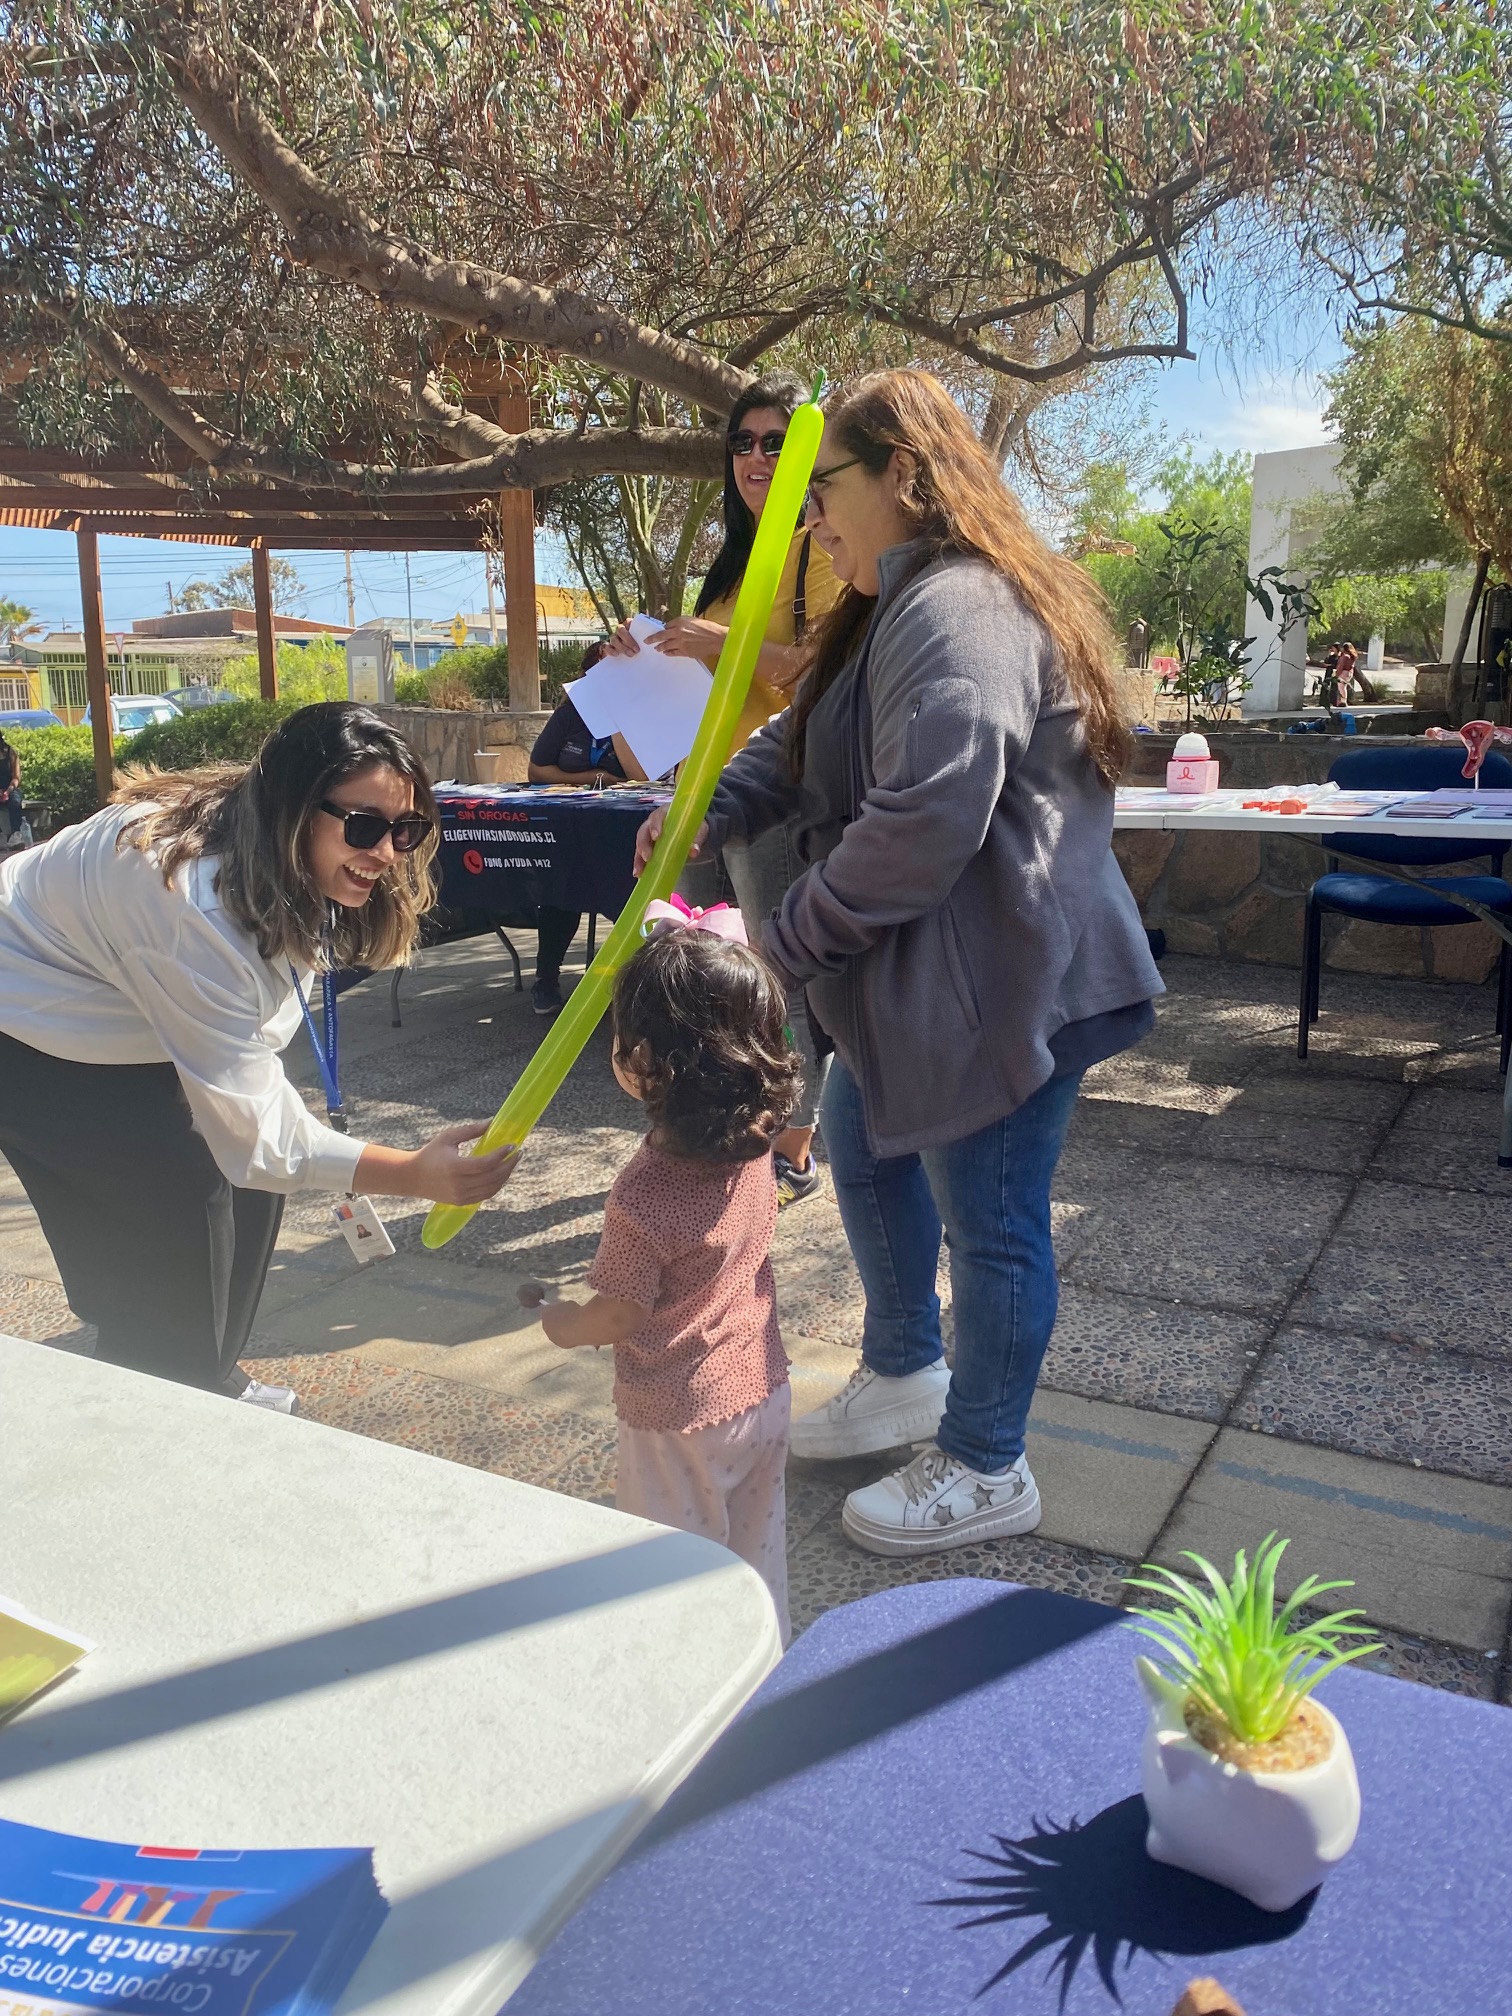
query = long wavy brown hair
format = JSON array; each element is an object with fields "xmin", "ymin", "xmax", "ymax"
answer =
[
  {"xmin": 787, "ymin": 369, "xmax": 1126, "ymax": 786},
  {"xmin": 113, "ymin": 702, "xmax": 438, "ymax": 970}
]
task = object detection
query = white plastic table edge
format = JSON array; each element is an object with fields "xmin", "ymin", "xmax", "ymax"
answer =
[{"xmin": 1113, "ymin": 798, "xmax": 1512, "ymax": 1161}]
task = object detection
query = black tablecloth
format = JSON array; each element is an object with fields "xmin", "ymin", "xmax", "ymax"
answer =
[
  {"xmin": 434, "ymin": 784, "xmax": 669, "ymax": 922},
  {"xmin": 508, "ymin": 1577, "xmax": 1512, "ymax": 2014}
]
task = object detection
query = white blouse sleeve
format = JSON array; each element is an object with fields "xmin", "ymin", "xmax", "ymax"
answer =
[{"xmin": 115, "ymin": 897, "xmax": 366, "ymax": 1196}]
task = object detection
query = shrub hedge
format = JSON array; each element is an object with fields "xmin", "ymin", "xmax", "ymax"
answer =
[
  {"xmin": 126, "ymin": 700, "xmax": 297, "ymax": 770},
  {"xmin": 9, "ymin": 725, "xmax": 124, "ymax": 831},
  {"xmin": 12, "ymin": 701, "xmax": 297, "ymax": 832},
  {"xmin": 393, "ymin": 638, "xmax": 590, "ymax": 713}
]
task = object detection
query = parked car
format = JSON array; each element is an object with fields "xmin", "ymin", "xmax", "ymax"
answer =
[
  {"xmin": 0, "ymin": 708, "xmax": 64, "ymax": 731},
  {"xmin": 82, "ymin": 695, "xmax": 182, "ymax": 734},
  {"xmin": 163, "ymin": 685, "xmax": 240, "ymax": 711}
]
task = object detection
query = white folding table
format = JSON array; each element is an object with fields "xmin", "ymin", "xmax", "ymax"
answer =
[
  {"xmin": 1113, "ymin": 787, "xmax": 1512, "ymax": 1161},
  {"xmin": 0, "ymin": 1337, "xmax": 781, "ymax": 2015}
]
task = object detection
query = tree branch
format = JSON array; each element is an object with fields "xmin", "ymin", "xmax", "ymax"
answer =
[
  {"xmin": 724, "ymin": 303, "xmax": 829, "ymax": 371},
  {"xmin": 146, "ymin": 25, "xmax": 751, "ymax": 414},
  {"xmin": 12, "ymin": 288, "xmax": 727, "ymax": 492}
]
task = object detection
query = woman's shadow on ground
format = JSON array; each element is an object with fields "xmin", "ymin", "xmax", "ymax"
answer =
[{"xmin": 929, "ymin": 1793, "xmax": 1313, "ymax": 2007}]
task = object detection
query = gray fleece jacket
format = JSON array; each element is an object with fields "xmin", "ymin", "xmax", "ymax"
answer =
[{"xmin": 704, "ymin": 538, "xmax": 1163, "ymax": 1156}]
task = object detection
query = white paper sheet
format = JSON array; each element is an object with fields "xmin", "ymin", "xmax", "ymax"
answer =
[{"xmin": 565, "ymin": 616, "xmax": 714, "ymax": 780}]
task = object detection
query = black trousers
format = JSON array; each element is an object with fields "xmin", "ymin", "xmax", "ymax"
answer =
[
  {"xmin": 0, "ymin": 1031, "xmax": 284, "ymax": 1391},
  {"xmin": 534, "ymin": 905, "xmax": 582, "ymax": 983}
]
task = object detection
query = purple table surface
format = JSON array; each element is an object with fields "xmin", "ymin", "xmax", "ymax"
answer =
[{"xmin": 506, "ymin": 1578, "xmax": 1512, "ymax": 2015}]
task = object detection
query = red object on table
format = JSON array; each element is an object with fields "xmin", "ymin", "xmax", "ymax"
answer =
[{"xmin": 1425, "ymin": 720, "xmax": 1512, "ymax": 779}]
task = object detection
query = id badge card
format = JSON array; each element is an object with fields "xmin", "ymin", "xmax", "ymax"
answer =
[{"xmin": 332, "ymin": 1195, "xmax": 396, "ymax": 1263}]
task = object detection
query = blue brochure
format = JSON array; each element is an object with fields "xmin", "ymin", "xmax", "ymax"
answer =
[{"xmin": 0, "ymin": 1818, "xmax": 386, "ymax": 2016}]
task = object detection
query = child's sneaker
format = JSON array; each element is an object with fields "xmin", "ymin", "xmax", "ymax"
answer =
[{"xmin": 774, "ymin": 1152, "xmax": 823, "ymax": 1208}]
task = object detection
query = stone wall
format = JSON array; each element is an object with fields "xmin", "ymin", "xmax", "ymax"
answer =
[
  {"xmin": 1113, "ymin": 732, "xmax": 1506, "ymax": 983},
  {"xmin": 373, "ymin": 705, "xmax": 552, "ymax": 787}
]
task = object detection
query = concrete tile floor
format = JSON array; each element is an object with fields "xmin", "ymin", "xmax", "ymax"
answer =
[{"xmin": 8, "ymin": 939, "xmax": 1512, "ymax": 1706}]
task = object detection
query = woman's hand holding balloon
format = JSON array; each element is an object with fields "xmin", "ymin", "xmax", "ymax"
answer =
[
  {"xmin": 634, "ymin": 806, "xmax": 708, "ymax": 877},
  {"xmin": 358, "ymin": 1125, "xmax": 522, "ymax": 1203}
]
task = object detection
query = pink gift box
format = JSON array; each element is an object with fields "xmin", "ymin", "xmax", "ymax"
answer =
[{"xmin": 1166, "ymin": 757, "xmax": 1221, "ymax": 793}]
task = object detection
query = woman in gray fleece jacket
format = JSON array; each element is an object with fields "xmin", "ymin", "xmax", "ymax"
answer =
[{"xmin": 634, "ymin": 369, "xmax": 1162, "ymax": 1557}]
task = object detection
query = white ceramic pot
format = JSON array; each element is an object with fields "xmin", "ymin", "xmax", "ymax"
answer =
[{"xmin": 1136, "ymin": 1657, "xmax": 1361, "ymax": 1912}]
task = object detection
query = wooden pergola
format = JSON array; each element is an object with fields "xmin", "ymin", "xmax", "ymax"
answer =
[{"xmin": 0, "ymin": 388, "xmax": 541, "ymax": 802}]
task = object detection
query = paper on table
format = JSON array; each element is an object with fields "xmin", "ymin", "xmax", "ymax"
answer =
[
  {"xmin": 0, "ymin": 1594, "xmax": 94, "ymax": 1724},
  {"xmin": 564, "ymin": 615, "xmax": 715, "ymax": 781}
]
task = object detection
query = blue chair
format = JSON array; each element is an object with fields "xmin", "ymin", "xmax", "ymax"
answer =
[{"xmin": 1299, "ymin": 745, "xmax": 1512, "ymax": 1070}]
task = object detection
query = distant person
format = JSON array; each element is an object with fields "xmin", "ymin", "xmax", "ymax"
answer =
[
  {"xmin": 0, "ymin": 703, "xmax": 519, "ymax": 1408},
  {"xmin": 1318, "ymin": 644, "xmax": 1342, "ymax": 708},
  {"xmin": 523, "ymin": 920, "xmax": 803, "ymax": 1642},
  {"xmin": 603, "ymin": 373, "xmax": 842, "ymax": 1208},
  {"xmin": 0, "ymin": 732, "xmax": 23, "ymax": 846},
  {"xmin": 526, "ymin": 641, "xmax": 627, "ymax": 1016}
]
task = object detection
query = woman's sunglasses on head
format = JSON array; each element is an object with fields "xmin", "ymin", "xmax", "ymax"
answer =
[
  {"xmin": 320, "ymin": 801, "xmax": 433, "ymax": 854},
  {"xmin": 728, "ymin": 428, "xmax": 787, "ymax": 459}
]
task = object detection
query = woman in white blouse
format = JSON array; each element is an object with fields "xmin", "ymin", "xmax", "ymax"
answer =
[{"xmin": 0, "ymin": 702, "xmax": 517, "ymax": 1410}]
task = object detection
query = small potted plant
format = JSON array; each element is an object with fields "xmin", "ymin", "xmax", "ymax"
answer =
[{"xmin": 1126, "ymin": 1533, "xmax": 1380, "ymax": 1912}]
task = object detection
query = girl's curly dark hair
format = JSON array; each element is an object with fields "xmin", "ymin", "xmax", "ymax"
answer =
[{"xmin": 612, "ymin": 929, "xmax": 803, "ymax": 1163}]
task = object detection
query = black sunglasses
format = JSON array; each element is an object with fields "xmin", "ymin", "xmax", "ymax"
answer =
[
  {"xmin": 728, "ymin": 428, "xmax": 787, "ymax": 459},
  {"xmin": 319, "ymin": 800, "xmax": 433, "ymax": 854}
]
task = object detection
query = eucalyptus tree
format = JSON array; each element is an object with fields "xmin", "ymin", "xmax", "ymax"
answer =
[{"xmin": 2, "ymin": 0, "xmax": 1484, "ymax": 513}]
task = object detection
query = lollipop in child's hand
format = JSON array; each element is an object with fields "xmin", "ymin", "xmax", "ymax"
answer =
[{"xmin": 517, "ymin": 1279, "xmax": 558, "ymax": 1309}]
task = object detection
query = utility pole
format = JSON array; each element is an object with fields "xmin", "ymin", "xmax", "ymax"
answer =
[
  {"xmin": 404, "ymin": 554, "xmax": 416, "ymax": 670},
  {"xmin": 486, "ymin": 555, "xmax": 498, "ymax": 644},
  {"xmin": 167, "ymin": 581, "xmax": 176, "ymax": 614},
  {"xmin": 344, "ymin": 551, "xmax": 356, "ymax": 630}
]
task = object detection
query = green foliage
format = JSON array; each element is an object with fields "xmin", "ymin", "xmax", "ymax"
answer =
[
  {"xmin": 125, "ymin": 700, "xmax": 297, "ymax": 771},
  {"xmin": 1320, "ymin": 319, "xmax": 1512, "ymax": 577},
  {"xmin": 0, "ymin": 599, "xmax": 41, "ymax": 653},
  {"xmin": 394, "ymin": 642, "xmax": 590, "ymax": 713},
  {"xmin": 7, "ymin": 725, "xmax": 123, "ymax": 830},
  {"xmin": 1073, "ymin": 450, "xmax": 1253, "ymax": 657},
  {"xmin": 1126, "ymin": 1533, "xmax": 1379, "ymax": 1746},
  {"xmin": 12, "ymin": 704, "xmax": 301, "ymax": 832},
  {"xmin": 222, "ymin": 638, "xmax": 348, "ymax": 704},
  {"xmin": 1314, "ymin": 570, "xmax": 1450, "ymax": 660},
  {"xmin": 428, "ymin": 645, "xmax": 511, "ymax": 701},
  {"xmin": 178, "ymin": 558, "xmax": 307, "ymax": 615}
]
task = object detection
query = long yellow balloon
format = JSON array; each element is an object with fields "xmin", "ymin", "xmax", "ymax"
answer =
[{"xmin": 422, "ymin": 397, "xmax": 826, "ymax": 1249}]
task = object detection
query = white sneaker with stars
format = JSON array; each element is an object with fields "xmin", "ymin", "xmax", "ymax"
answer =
[
  {"xmin": 789, "ymin": 1361, "xmax": 951, "ymax": 1460},
  {"xmin": 841, "ymin": 1444, "xmax": 1041, "ymax": 1556}
]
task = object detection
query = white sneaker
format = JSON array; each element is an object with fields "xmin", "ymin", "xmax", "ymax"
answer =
[
  {"xmin": 842, "ymin": 1444, "xmax": 1041, "ymax": 1556},
  {"xmin": 237, "ymin": 1377, "xmax": 298, "ymax": 1414},
  {"xmin": 790, "ymin": 1360, "xmax": 950, "ymax": 1460}
]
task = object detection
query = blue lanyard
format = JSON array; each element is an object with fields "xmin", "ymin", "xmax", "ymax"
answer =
[{"xmin": 292, "ymin": 956, "xmax": 347, "ymax": 1133}]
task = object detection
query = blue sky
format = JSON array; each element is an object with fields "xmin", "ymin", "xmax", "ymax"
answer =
[{"xmin": 1, "ymin": 309, "xmax": 1345, "ymax": 636}]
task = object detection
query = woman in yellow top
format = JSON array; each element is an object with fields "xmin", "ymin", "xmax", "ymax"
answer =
[{"xmin": 604, "ymin": 372, "xmax": 839, "ymax": 1202}]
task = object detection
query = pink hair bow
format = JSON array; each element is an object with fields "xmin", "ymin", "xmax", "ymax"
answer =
[{"xmin": 643, "ymin": 893, "xmax": 748, "ymax": 946}]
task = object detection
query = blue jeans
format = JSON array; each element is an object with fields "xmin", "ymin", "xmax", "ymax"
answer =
[{"xmin": 820, "ymin": 1061, "xmax": 1081, "ymax": 1473}]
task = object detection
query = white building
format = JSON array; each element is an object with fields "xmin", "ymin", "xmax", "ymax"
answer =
[{"xmin": 1242, "ymin": 444, "xmax": 1342, "ymax": 715}]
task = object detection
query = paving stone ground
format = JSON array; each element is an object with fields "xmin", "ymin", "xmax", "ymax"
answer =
[{"xmin": 8, "ymin": 936, "xmax": 1512, "ymax": 1705}]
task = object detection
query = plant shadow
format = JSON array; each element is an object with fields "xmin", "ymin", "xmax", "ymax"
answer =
[{"xmin": 928, "ymin": 1794, "xmax": 1314, "ymax": 2007}]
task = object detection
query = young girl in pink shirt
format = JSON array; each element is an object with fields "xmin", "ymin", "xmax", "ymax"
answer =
[{"xmin": 524, "ymin": 904, "xmax": 802, "ymax": 1641}]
